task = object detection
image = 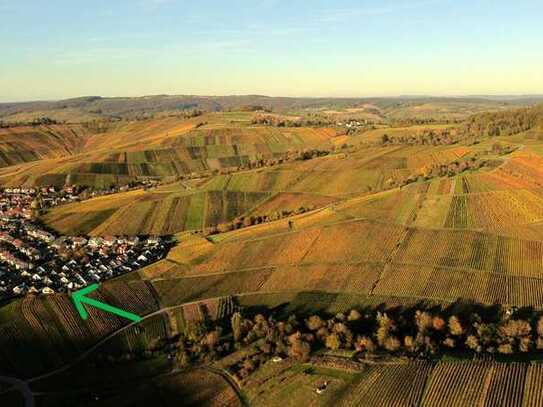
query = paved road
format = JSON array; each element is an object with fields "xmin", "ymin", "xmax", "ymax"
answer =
[
  {"xmin": 0, "ymin": 376, "xmax": 34, "ymax": 407},
  {"xmin": 202, "ymin": 367, "xmax": 250, "ymax": 407}
]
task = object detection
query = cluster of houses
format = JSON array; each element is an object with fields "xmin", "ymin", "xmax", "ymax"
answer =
[
  {"xmin": 0, "ymin": 186, "xmax": 168, "ymax": 300},
  {"xmin": 336, "ymin": 120, "xmax": 367, "ymax": 128}
]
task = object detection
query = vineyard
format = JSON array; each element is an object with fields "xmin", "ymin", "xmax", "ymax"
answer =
[
  {"xmin": 0, "ymin": 117, "xmax": 341, "ymax": 188},
  {"xmin": 152, "ymin": 369, "xmax": 242, "ymax": 407},
  {"xmin": 444, "ymin": 190, "xmax": 543, "ymax": 231},
  {"xmin": 0, "ymin": 279, "xmax": 159, "ymax": 378},
  {"xmin": 373, "ymin": 262, "xmax": 543, "ymax": 306},
  {"xmin": 337, "ymin": 362, "xmax": 432, "ymax": 407},
  {"xmin": 0, "ymin": 124, "xmax": 91, "ymax": 167},
  {"xmin": 45, "ymin": 189, "xmax": 271, "ymax": 235},
  {"xmin": 407, "ymin": 146, "xmax": 470, "ymax": 172},
  {"xmin": 189, "ymin": 219, "xmax": 407, "ymax": 274},
  {"xmin": 240, "ymin": 359, "xmax": 543, "ymax": 407},
  {"xmin": 3, "ymin": 103, "xmax": 543, "ymax": 404}
]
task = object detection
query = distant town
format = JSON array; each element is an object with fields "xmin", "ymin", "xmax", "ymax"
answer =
[{"xmin": 0, "ymin": 184, "xmax": 168, "ymax": 301}]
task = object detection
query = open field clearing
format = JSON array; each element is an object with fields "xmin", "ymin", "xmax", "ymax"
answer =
[
  {"xmin": 421, "ymin": 361, "xmax": 499, "ymax": 407},
  {"xmin": 335, "ymin": 362, "xmax": 432, "ymax": 407},
  {"xmin": 40, "ymin": 139, "xmax": 486, "ymax": 238},
  {"xmin": 186, "ymin": 220, "xmax": 405, "ymax": 274},
  {"xmin": 201, "ymin": 144, "xmax": 470, "ymax": 197},
  {"xmin": 2, "ymin": 103, "xmax": 543, "ymax": 405},
  {"xmin": 383, "ymin": 100, "xmax": 512, "ymax": 120}
]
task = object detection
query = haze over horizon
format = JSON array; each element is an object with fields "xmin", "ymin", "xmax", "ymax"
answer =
[{"xmin": 1, "ymin": 0, "xmax": 543, "ymax": 102}]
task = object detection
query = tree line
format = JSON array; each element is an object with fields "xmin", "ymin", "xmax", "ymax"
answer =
[
  {"xmin": 461, "ymin": 104, "xmax": 543, "ymax": 138},
  {"xmin": 0, "ymin": 117, "xmax": 61, "ymax": 128},
  {"xmin": 165, "ymin": 302, "xmax": 543, "ymax": 380}
]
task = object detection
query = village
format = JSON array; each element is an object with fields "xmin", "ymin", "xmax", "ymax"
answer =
[{"xmin": 0, "ymin": 185, "xmax": 168, "ymax": 300}]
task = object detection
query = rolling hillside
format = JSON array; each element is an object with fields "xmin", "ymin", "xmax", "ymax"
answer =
[
  {"xmin": 4, "ymin": 102, "xmax": 543, "ymax": 406},
  {"xmin": 0, "ymin": 113, "xmax": 341, "ymax": 187},
  {"xmin": 0, "ymin": 124, "xmax": 91, "ymax": 167},
  {"xmin": 2, "ymin": 95, "xmax": 537, "ymax": 123}
]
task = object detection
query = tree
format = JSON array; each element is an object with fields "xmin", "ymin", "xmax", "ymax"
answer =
[
  {"xmin": 288, "ymin": 334, "xmax": 311, "ymax": 361},
  {"xmin": 231, "ymin": 312, "xmax": 243, "ymax": 342},
  {"xmin": 442, "ymin": 337, "xmax": 456, "ymax": 348},
  {"xmin": 448, "ymin": 316, "xmax": 464, "ymax": 336},
  {"xmin": 376, "ymin": 312, "xmax": 395, "ymax": 346},
  {"xmin": 383, "ymin": 336, "xmax": 401, "ymax": 352},
  {"xmin": 347, "ymin": 309, "xmax": 362, "ymax": 321},
  {"xmin": 466, "ymin": 335, "xmax": 481, "ymax": 352},
  {"xmin": 415, "ymin": 311, "xmax": 433, "ymax": 335},
  {"xmin": 355, "ymin": 336, "xmax": 375, "ymax": 353},
  {"xmin": 404, "ymin": 335, "xmax": 417, "ymax": 353},
  {"xmin": 498, "ymin": 343, "xmax": 513, "ymax": 354},
  {"xmin": 325, "ymin": 333, "xmax": 341, "ymax": 350},
  {"xmin": 432, "ymin": 316, "xmax": 446, "ymax": 331},
  {"xmin": 176, "ymin": 349, "xmax": 191, "ymax": 367},
  {"xmin": 537, "ymin": 316, "xmax": 543, "ymax": 337},
  {"xmin": 306, "ymin": 315, "xmax": 325, "ymax": 331},
  {"xmin": 205, "ymin": 330, "xmax": 220, "ymax": 349}
]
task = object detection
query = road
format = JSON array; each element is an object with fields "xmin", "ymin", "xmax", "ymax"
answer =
[{"xmin": 0, "ymin": 376, "xmax": 34, "ymax": 407}]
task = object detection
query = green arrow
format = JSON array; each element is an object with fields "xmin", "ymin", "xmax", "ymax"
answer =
[{"xmin": 72, "ymin": 283, "xmax": 142, "ymax": 323}]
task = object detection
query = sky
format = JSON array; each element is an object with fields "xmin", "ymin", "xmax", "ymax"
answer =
[{"xmin": 1, "ymin": 0, "xmax": 543, "ymax": 102}]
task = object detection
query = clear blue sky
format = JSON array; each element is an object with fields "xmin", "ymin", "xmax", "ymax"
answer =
[{"xmin": 1, "ymin": 0, "xmax": 542, "ymax": 102}]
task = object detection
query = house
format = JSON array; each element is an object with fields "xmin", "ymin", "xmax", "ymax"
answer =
[
  {"xmin": 71, "ymin": 237, "xmax": 88, "ymax": 247},
  {"xmin": 27, "ymin": 228, "xmax": 55, "ymax": 243},
  {"xmin": 315, "ymin": 381, "xmax": 329, "ymax": 395},
  {"xmin": 103, "ymin": 236, "xmax": 117, "ymax": 247},
  {"xmin": 88, "ymin": 237, "xmax": 104, "ymax": 248}
]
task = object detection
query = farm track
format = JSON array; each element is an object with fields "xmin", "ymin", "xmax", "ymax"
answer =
[
  {"xmin": 8, "ymin": 288, "xmax": 436, "ymax": 393},
  {"xmin": 224, "ymin": 212, "xmax": 543, "ymax": 249},
  {"xmin": 202, "ymin": 366, "xmax": 250, "ymax": 407},
  {"xmin": 21, "ymin": 291, "xmax": 291, "ymax": 386},
  {"xmin": 369, "ymin": 226, "xmax": 410, "ymax": 296}
]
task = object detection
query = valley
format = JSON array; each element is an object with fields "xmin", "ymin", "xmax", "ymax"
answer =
[{"xmin": 1, "ymin": 97, "xmax": 543, "ymax": 406}]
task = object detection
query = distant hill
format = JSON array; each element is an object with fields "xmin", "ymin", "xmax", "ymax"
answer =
[{"xmin": 2, "ymin": 95, "xmax": 543, "ymax": 123}]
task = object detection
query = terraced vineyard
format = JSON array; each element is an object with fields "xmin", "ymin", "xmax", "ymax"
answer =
[
  {"xmin": 2, "ymin": 103, "xmax": 543, "ymax": 405},
  {"xmin": 240, "ymin": 359, "xmax": 543, "ymax": 407},
  {"xmin": 0, "ymin": 280, "xmax": 159, "ymax": 378},
  {"xmin": 44, "ymin": 190, "xmax": 271, "ymax": 235}
]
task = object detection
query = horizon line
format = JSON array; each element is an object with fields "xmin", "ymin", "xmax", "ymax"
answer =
[{"xmin": 3, "ymin": 93, "xmax": 543, "ymax": 105}]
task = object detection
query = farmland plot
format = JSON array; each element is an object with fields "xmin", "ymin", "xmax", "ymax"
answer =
[
  {"xmin": 337, "ymin": 362, "xmax": 432, "ymax": 407},
  {"xmin": 421, "ymin": 361, "xmax": 493, "ymax": 407}
]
